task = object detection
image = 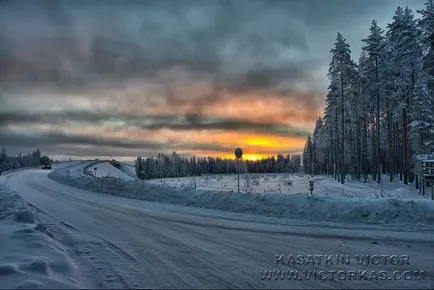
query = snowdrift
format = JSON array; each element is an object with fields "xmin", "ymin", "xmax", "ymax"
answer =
[
  {"xmin": 0, "ymin": 184, "xmax": 81, "ymax": 288},
  {"xmin": 118, "ymin": 163, "xmax": 136, "ymax": 178},
  {"xmin": 49, "ymin": 172, "xmax": 434, "ymax": 225},
  {"xmin": 90, "ymin": 162, "xmax": 134, "ymax": 180}
]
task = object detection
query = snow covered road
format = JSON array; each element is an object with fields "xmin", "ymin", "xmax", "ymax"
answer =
[{"xmin": 1, "ymin": 169, "xmax": 434, "ymax": 289}]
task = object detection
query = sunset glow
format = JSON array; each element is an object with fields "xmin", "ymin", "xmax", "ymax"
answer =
[{"xmin": 219, "ymin": 153, "xmax": 274, "ymax": 161}]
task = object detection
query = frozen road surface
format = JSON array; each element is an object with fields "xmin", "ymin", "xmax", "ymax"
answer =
[{"xmin": 1, "ymin": 169, "xmax": 434, "ymax": 289}]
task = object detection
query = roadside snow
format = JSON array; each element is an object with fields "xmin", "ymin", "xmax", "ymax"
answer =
[
  {"xmin": 118, "ymin": 163, "xmax": 136, "ymax": 178},
  {"xmin": 49, "ymin": 171, "xmax": 434, "ymax": 225},
  {"xmin": 0, "ymin": 166, "xmax": 39, "ymax": 176},
  {"xmin": 90, "ymin": 162, "xmax": 134, "ymax": 180},
  {"xmin": 56, "ymin": 160, "xmax": 135, "ymax": 180},
  {"xmin": 0, "ymin": 184, "xmax": 82, "ymax": 288}
]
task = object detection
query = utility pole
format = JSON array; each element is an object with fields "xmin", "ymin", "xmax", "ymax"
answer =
[{"xmin": 237, "ymin": 158, "xmax": 240, "ymax": 193}]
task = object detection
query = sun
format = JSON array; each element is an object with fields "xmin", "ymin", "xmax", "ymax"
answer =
[
  {"xmin": 219, "ymin": 153, "xmax": 270, "ymax": 161},
  {"xmin": 241, "ymin": 154, "xmax": 270, "ymax": 161}
]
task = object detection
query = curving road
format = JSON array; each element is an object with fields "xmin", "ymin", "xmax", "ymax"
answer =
[{"xmin": 1, "ymin": 168, "xmax": 434, "ymax": 289}]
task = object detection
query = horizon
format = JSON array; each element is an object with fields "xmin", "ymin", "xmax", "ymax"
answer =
[
  {"xmin": 29, "ymin": 151, "xmax": 304, "ymax": 163},
  {"xmin": 0, "ymin": 0, "xmax": 425, "ymax": 161}
]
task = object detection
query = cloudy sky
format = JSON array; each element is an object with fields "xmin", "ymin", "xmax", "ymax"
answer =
[{"xmin": 0, "ymin": 0, "xmax": 425, "ymax": 161}]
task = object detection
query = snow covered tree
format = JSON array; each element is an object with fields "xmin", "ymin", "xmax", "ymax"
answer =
[
  {"xmin": 303, "ymin": 135, "xmax": 314, "ymax": 175},
  {"xmin": 312, "ymin": 117, "xmax": 325, "ymax": 174},
  {"xmin": 135, "ymin": 156, "xmax": 143, "ymax": 179},
  {"xmin": 0, "ymin": 147, "xmax": 52, "ymax": 174},
  {"xmin": 32, "ymin": 149, "xmax": 41, "ymax": 165},
  {"xmin": 0, "ymin": 146, "xmax": 7, "ymax": 174},
  {"xmin": 327, "ymin": 33, "xmax": 358, "ymax": 183},
  {"xmin": 302, "ymin": 2, "xmax": 432, "ymax": 191},
  {"xmin": 386, "ymin": 7, "xmax": 423, "ymax": 184},
  {"xmin": 362, "ymin": 20, "xmax": 385, "ymax": 183},
  {"xmin": 417, "ymin": 0, "xmax": 434, "ymax": 153}
]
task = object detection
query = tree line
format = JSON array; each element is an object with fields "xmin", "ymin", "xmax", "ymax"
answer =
[
  {"xmin": 303, "ymin": 2, "xmax": 434, "ymax": 187},
  {"xmin": 0, "ymin": 146, "xmax": 51, "ymax": 174},
  {"xmin": 135, "ymin": 152, "xmax": 301, "ymax": 180}
]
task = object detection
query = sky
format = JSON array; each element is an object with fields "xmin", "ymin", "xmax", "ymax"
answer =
[{"xmin": 0, "ymin": 0, "xmax": 426, "ymax": 161}]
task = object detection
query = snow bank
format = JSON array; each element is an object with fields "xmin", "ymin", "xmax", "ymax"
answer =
[
  {"xmin": 118, "ymin": 163, "xmax": 136, "ymax": 178},
  {"xmin": 0, "ymin": 166, "xmax": 38, "ymax": 176},
  {"xmin": 0, "ymin": 184, "xmax": 82, "ymax": 288},
  {"xmin": 49, "ymin": 172, "xmax": 434, "ymax": 225},
  {"xmin": 90, "ymin": 162, "xmax": 134, "ymax": 180}
]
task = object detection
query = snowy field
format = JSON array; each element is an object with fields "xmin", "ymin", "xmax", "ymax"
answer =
[
  {"xmin": 148, "ymin": 173, "xmax": 433, "ymax": 200},
  {"xmin": 0, "ymin": 184, "xmax": 82, "ymax": 288},
  {"xmin": 55, "ymin": 159, "xmax": 432, "ymax": 201}
]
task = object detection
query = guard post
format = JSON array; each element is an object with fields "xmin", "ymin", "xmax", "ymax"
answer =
[
  {"xmin": 309, "ymin": 180, "xmax": 314, "ymax": 196},
  {"xmin": 234, "ymin": 147, "xmax": 243, "ymax": 193}
]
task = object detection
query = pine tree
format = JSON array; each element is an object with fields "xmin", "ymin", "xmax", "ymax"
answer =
[
  {"xmin": 312, "ymin": 117, "xmax": 324, "ymax": 174},
  {"xmin": 0, "ymin": 146, "xmax": 7, "ymax": 174},
  {"xmin": 362, "ymin": 20, "xmax": 385, "ymax": 183},
  {"xmin": 417, "ymin": 0, "xmax": 434, "ymax": 153},
  {"xmin": 32, "ymin": 149, "xmax": 42, "ymax": 165},
  {"xmin": 302, "ymin": 2, "xmax": 432, "ymax": 191},
  {"xmin": 386, "ymin": 7, "xmax": 423, "ymax": 184},
  {"xmin": 328, "ymin": 33, "xmax": 357, "ymax": 183},
  {"xmin": 135, "ymin": 156, "xmax": 143, "ymax": 179},
  {"xmin": 303, "ymin": 135, "xmax": 314, "ymax": 175}
]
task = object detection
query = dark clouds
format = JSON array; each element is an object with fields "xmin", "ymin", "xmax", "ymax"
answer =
[
  {"xmin": 1, "ymin": 0, "xmax": 424, "ymax": 94},
  {"xmin": 1, "ymin": 0, "xmax": 424, "ymax": 93},
  {"xmin": 0, "ymin": 130, "xmax": 233, "ymax": 154},
  {"xmin": 0, "ymin": 0, "xmax": 391, "ymax": 91},
  {"xmin": 0, "ymin": 110, "xmax": 311, "ymax": 138}
]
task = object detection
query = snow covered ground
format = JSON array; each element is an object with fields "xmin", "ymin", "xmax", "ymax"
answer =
[
  {"xmin": 1, "ymin": 168, "xmax": 433, "ymax": 288},
  {"xmin": 148, "ymin": 173, "xmax": 433, "ymax": 200},
  {"xmin": 2, "ymin": 162, "xmax": 434, "ymax": 288},
  {"xmin": 0, "ymin": 183, "xmax": 82, "ymax": 289}
]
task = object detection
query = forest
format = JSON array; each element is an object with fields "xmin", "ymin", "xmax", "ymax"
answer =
[
  {"xmin": 303, "ymin": 2, "xmax": 434, "ymax": 187},
  {"xmin": 0, "ymin": 147, "xmax": 51, "ymax": 174},
  {"xmin": 134, "ymin": 152, "xmax": 302, "ymax": 179}
]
